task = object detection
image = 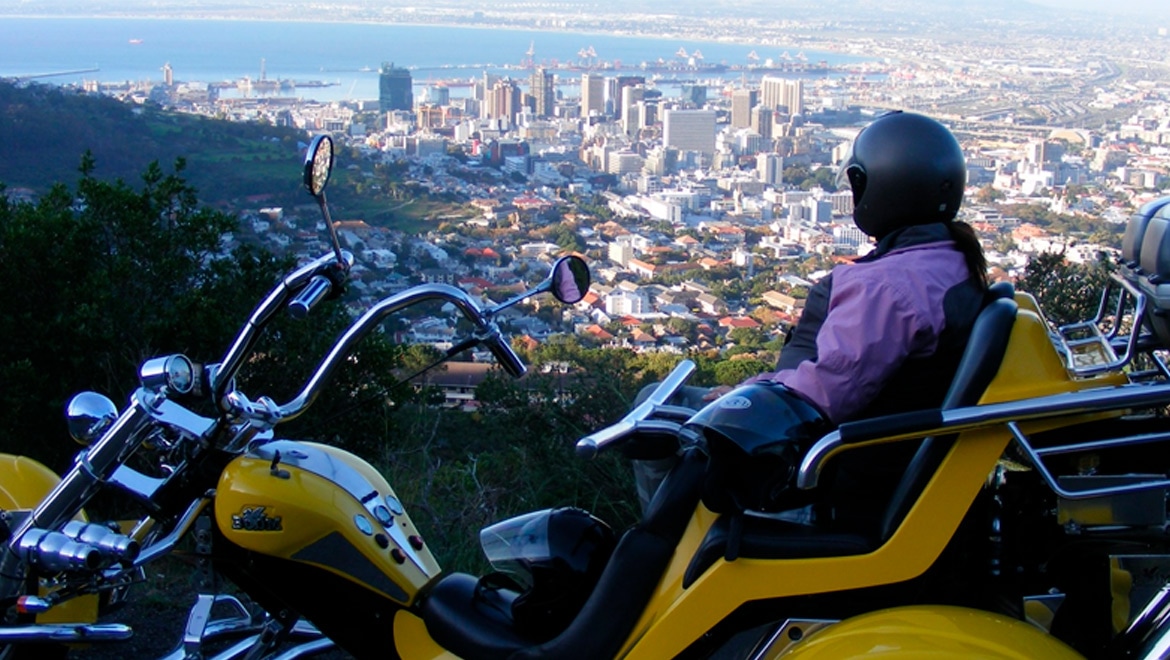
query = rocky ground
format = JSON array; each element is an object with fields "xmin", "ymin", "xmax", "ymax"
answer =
[{"xmin": 68, "ymin": 557, "xmax": 353, "ymax": 659}]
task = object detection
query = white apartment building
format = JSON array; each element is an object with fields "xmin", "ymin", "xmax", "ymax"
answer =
[{"xmin": 664, "ymin": 109, "xmax": 717, "ymax": 156}]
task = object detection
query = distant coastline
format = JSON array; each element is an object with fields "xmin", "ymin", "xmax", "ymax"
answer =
[
  {"xmin": 0, "ymin": 13, "xmax": 814, "ymax": 53},
  {"xmin": 0, "ymin": 16, "xmax": 871, "ymax": 104}
]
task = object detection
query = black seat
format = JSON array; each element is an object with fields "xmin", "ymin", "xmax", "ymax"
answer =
[
  {"xmin": 420, "ymin": 447, "xmax": 707, "ymax": 660},
  {"xmin": 682, "ymin": 290, "xmax": 1019, "ymax": 578}
]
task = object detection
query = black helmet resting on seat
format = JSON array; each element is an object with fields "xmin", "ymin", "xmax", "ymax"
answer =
[{"xmin": 837, "ymin": 111, "xmax": 967, "ymax": 240}]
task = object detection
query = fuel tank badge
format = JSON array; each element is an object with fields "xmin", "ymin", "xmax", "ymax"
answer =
[{"xmin": 232, "ymin": 506, "xmax": 284, "ymax": 532}]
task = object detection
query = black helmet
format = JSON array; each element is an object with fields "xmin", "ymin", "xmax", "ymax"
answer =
[
  {"xmin": 684, "ymin": 383, "xmax": 830, "ymax": 513},
  {"xmin": 479, "ymin": 507, "xmax": 615, "ymax": 638},
  {"xmin": 838, "ymin": 111, "xmax": 967, "ymax": 239}
]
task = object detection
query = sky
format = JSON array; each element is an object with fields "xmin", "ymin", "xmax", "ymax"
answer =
[
  {"xmin": 1026, "ymin": 0, "xmax": 1169, "ymax": 15},
  {"xmin": 6, "ymin": 0, "xmax": 1170, "ymax": 21}
]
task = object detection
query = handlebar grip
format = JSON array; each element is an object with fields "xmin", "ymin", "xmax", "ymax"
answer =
[
  {"xmin": 288, "ymin": 276, "xmax": 332, "ymax": 320},
  {"xmin": 484, "ymin": 333, "xmax": 527, "ymax": 378}
]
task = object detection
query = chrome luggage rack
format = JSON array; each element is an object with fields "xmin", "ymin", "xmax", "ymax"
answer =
[{"xmin": 1055, "ymin": 272, "xmax": 1169, "ymax": 381}]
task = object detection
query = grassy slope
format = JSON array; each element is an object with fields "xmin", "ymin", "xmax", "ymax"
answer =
[{"xmin": 0, "ymin": 81, "xmax": 305, "ymax": 204}]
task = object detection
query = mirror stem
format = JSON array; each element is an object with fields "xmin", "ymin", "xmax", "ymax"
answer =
[{"xmin": 317, "ymin": 192, "xmax": 346, "ymax": 269}]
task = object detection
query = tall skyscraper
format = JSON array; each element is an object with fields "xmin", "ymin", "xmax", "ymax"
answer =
[
  {"xmin": 622, "ymin": 84, "xmax": 645, "ymax": 137},
  {"xmin": 581, "ymin": 73, "xmax": 606, "ymax": 118},
  {"xmin": 731, "ymin": 89, "xmax": 758, "ymax": 129},
  {"xmin": 639, "ymin": 101, "xmax": 658, "ymax": 130},
  {"xmin": 752, "ymin": 105, "xmax": 774, "ymax": 140},
  {"xmin": 530, "ymin": 67, "xmax": 555, "ymax": 118},
  {"xmin": 486, "ymin": 79, "xmax": 522, "ymax": 125},
  {"xmin": 761, "ymin": 76, "xmax": 803, "ymax": 115},
  {"xmin": 663, "ymin": 109, "xmax": 717, "ymax": 156},
  {"xmin": 379, "ymin": 62, "xmax": 413, "ymax": 112}
]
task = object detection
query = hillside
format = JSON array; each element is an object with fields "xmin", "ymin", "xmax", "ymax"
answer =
[{"xmin": 0, "ymin": 81, "xmax": 306, "ymax": 203}]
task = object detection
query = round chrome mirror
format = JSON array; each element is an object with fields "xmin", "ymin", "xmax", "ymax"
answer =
[
  {"xmin": 303, "ymin": 135, "xmax": 334, "ymax": 197},
  {"xmin": 549, "ymin": 256, "xmax": 590, "ymax": 304},
  {"xmin": 66, "ymin": 392, "xmax": 118, "ymax": 446}
]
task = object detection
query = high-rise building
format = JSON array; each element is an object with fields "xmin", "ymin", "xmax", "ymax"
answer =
[
  {"xmin": 607, "ymin": 75, "xmax": 646, "ymax": 119},
  {"xmin": 622, "ymin": 84, "xmax": 645, "ymax": 137},
  {"xmin": 428, "ymin": 85, "xmax": 450, "ymax": 106},
  {"xmin": 757, "ymin": 152, "xmax": 783, "ymax": 187},
  {"xmin": 379, "ymin": 62, "xmax": 413, "ymax": 112},
  {"xmin": 486, "ymin": 79, "xmax": 522, "ymax": 125},
  {"xmin": 530, "ymin": 67, "xmax": 555, "ymax": 118},
  {"xmin": 663, "ymin": 109, "xmax": 717, "ymax": 156},
  {"xmin": 581, "ymin": 73, "xmax": 606, "ymax": 118},
  {"xmin": 760, "ymin": 76, "xmax": 803, "ymax": 115},
  {"xmin": 752, "ymin": 105, "xmax": 774, "ymax": 140},
  {"xmin": 639, "ymin": 101, "xmax": 658, "ymax": 130},
  {"xmin": 680, "ymin": 84, "xmax": 707, "ymax": 107},
  {"xmin": 731, "ymin": 89, "xmax": 758, "ymax": 129}
]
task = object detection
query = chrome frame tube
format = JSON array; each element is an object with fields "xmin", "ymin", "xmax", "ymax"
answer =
[
  {"xmin": 797, "ymin": 381, "xmax": 1170, "ymax": 489},
  {"xmin": 269, "ymin": 637, "xmax": 335, "ymax": 660},
  {"xmin": 1114, "ymin": 583, "xmax": 1170, "ymax": 659},
  {"xmin": 133, "ymin": 497, "xmax": 211, "ymax": 567},
  {"xmin": 0, "ymin": 623, "xmax": 133, "ymax": 644}
]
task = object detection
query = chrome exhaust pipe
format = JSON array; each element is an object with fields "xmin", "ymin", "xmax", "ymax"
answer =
[
  {"xmin": 61, "ymin": 521, "xmax": 139, "ymax": 563},
  {"xmin": 16, "ymin": 529, "xmax": 101, "ymax": 572}
]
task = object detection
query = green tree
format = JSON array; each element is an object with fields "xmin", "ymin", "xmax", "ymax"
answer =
[
  {"xmin": 1016, "ymin": 251, "xmax": 1113, "ymax": 326},
  {"xmin": 0, "ymin": 158, "xmax": 406, "ymax": 468},
  {"xmin": 711, "ymin": 357, "xmax": 772, "ymax": 385},
  {"xmin": 974, "ymin": 185, "xmax": 1005, "ymax": 205}
]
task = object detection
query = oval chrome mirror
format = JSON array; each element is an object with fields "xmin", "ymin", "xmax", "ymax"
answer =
[
  {"xmin": 66, "ymin": 392, "xmax": 118, "ymax": 446},
  {"xmin": 549, "ymin": 256, "xmax": 590, "ymax": 304},
  {"xmin": 303, "ymin": 134, "xmax": 334, "ymax": 197}
]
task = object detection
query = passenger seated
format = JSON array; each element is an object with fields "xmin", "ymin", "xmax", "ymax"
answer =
[{"xmin": 635, "ymin": 112, "xmax": 990, "ymax": 527}]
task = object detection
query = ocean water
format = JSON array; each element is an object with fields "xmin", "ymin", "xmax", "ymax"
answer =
[{"xmin": 0, "ymin": 17, "xmax": 866, "ymax": 102}]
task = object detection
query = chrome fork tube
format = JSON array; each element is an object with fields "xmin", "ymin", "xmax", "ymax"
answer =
[{"xmin": 0, "ymin": 401, "xmax": 151, "ymax": 595}]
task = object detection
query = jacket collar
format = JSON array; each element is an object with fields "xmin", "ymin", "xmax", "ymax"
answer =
[{"xmin": 861, "ymin": 223, "xmax": 953, "ymax": 261}]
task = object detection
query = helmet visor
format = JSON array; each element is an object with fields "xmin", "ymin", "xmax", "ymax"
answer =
[
  {"xmin": 835, "ymin": 137, "xmax": 864, "ymax": 203},
  {"xmin": 836, "ymin": 162, "xmax": 866, "ymax": 207}
]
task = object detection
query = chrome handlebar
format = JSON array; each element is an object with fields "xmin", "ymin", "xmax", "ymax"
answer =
[
  {"xmin": 575, "ymin": 359, "xmax": 696, "ymax": 458},
  {"xmin": 211, "ymin": 251, "xmax": 353, "ymax": 411},
  {"xmin": 230, "ymin": 283, "xmax": 521, "ymax": 429}
]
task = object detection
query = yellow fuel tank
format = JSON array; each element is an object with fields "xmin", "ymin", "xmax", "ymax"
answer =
[
  {"xmin": 215, "ymin": 440, "xmax": 440, "ymax": 606},
  {"xmin": 780, "ymin": 605, "xmax": 1084, "ymax": 659}
]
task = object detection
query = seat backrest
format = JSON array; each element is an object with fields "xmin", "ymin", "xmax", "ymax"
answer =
[
  {"xmin": 1138, "ymin": 210, "xmax": 1170, "ymax": 347},
  {"xmin": 1122, "ymin": 197, "xmax": 1170, "ymax": 279},
  {"xmin": 878, "ymin": 294, "xmax": 1019, "ymax": 540}
]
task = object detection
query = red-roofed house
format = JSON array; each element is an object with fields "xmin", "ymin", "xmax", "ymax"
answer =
[
  {"xmin": 584, "ymin": 325, "xmax": 616, "ymax": 341},
  {"xmin": 719, "ymin": 316, "xmax": 762, "ymax": 329}
]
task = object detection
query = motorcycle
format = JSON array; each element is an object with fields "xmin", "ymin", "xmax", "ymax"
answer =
[{"xmin": 5, "ymin": 134, "xmax": 1170, "ymax": 659}]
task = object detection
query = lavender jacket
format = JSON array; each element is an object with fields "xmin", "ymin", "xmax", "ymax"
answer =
[{"xmin": 749, "ymin": 223, "xmax": 984, "ymax": 425}]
